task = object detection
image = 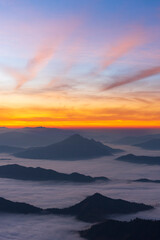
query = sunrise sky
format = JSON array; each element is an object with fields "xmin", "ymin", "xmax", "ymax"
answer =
[{"xmin": 0, "ymin": 0, "xmax": 160, "ymax": 128}]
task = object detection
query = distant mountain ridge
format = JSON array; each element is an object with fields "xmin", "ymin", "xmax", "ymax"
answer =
[
  {"xmin": 134, "ymin": 178, "xmax": 160, "ymax": 184},
  {"xmin": 0, "ymin": 164, "xmax": 108, "ymax": 183},
  {"xmin": 112, "ymin": 134, "xmax": 160, "ymax": 145},
  {"xmin": 0, "ymin": 128, "xmax": 74, "ymax": 147},
  {"xmin": 116, "ymin": 154, "xmax": 160, "ymax": 165},
  {"xmin": 135, "ymin": 138, "xmax": 160, "ymax": 150},
  {"xmin": 14, "ymin": 134, "xmax": 123, "ymax": 160},
  {"xmin": 0, "ymin": 145, "xmax": 24, "ymax": 153}
]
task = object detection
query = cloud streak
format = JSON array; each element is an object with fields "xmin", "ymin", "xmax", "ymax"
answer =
[
  {"xmin": 2, "ymin": 41, "xmax": 61, "ymax": 89},
  {"xmin": 1, "ymin": 48, "xmax": 57, "ymax": 89},
  {"xmin": 88, "ymin": 29, "xmax": 147, "ymax": 77},
  {"xmin": 102, "ymin": 65, "xmax": 160, "ymax": 90},
  {"xmin": 46, "ymin": 41, "xmax": 83, "ymax": 88},
  {"xmin": 100, "ymin": 31, "xmax": 145, "ymax": 71},
  {"xmin": 1, "ymin": 16, "xmax": 82, "ymax": 89}
]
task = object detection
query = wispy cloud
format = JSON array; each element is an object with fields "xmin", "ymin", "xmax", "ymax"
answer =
[
  {"xmin": 89, "ymin": 29, "xmax": 147, "ymax": 77},
  {"xmin": 2, "ymin": 42, "xmax": 61, "ymax": 89},
  {"xmin": 101, "ymin": 32, "xmax": 145, "ymax": 69},
  {"xmin": 0, "ymin": 15, "xmax": 82, "ymax": 89},
  {"xmin": 46, "ymin": 40, "xmax": 83, "ymax": 88},
  {"xmin": 2, "ymin": 45, "xmax": 57, "ymax": 89},
  {"xmin": 102, "ymin": 65, "xmax": 160, "ymax": 90}
]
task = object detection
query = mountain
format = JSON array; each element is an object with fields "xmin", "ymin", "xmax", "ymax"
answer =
[
  {"xmin": 134, "ymin": 178, "xmax": 160, "ymax": 184},
  {"xmin": 0, "ymin": 194, "xmax": 152, "ymax": 222},
  {"xmin": 14, "ymin": 134, "xmax": 123, "ymax": 160},
  {"xmin": 0, "ymin": 128, "xmax": 74, "ymax": 147},
  {"xmin": 0, "ymin": 197, "xmax": 41, "ymax": 214},
  {"xmin": 116, "ymin": 154, "xmax": 160, "ymax": 165},
  {"xmin": 80, "ymin": 218, "xmax": 160, "ymax": 240},
  {"xmin": 0, "ymin": 164, "xmax": 108, "ymax": 183},
  {"xmin": 0, "ymin": 145, "xmax": 24, "ymax": 153},
  {"xmin": 76, "ymin": 128, "xmax": 160, "ymax": 144},
  {"xmin": 112, "ymin": 134, "xmax": 160, "ymax": 145},
  {"xmin": 47, "ymin": 193, "xmax": 153, "ymax": 223},
  {"xmin": 135, "ymin": 138, "xmax": 160, "ymax": 150}
]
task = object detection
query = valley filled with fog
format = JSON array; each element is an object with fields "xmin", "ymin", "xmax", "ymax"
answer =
[{"xmin": 0, "ymin": 136, "xmax": 160, "ymax": 240}]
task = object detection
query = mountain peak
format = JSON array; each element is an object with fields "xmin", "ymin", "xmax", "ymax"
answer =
[
  {"xmin": 14, "ymin": 134, "xmax": 122, "ymax": 160},
  {"xmin": 67, "ymin": 134, "xmax": 84, "ymax": 140},
  {"xmin": 88, "ymin": 193, "xmax": 104, "ymax": 199}
]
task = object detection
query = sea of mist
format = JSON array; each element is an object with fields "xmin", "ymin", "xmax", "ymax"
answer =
[{"xmin": 0, "ymin": 143, "xmax": 160, "ymax": 239}]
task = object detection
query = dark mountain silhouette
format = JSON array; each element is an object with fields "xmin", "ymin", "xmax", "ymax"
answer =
[
  {"xmin": 0, "ymin": 128, "xmax": 74, "ymax": 147},
  {"xmin": 134, "ymin": 178, "xmax": 160, "ymax": 184},
  {"xmin": 0, "ymin": 197, "xmax": 41, "ymax": 214},
  {"xmin": 47, "ymin": 193, "xmax": 152, "ymax": 223},
  {"xmin": 0, "ymin": 164, "xmax": 108, "ymax": 183},
  {"xmin": 80, "ymin": 218, "xmax": 160, "ymax": 240},
  {"xmin": 116, "ymin": 154, "xmax": 160, "ymax": 165},
  {"xmin": 0, "ymin": 145, "xmax": 24, "ymax": 153},
  {"xmin": 135, "ymin": 138, "xmax": 160, "ymax": 150},
  {"xmin": 0, "ymin": 193, "xmax": 153, "ymax": 221},
  {"xmin": 14, "ymin": 134, "xmax": 123, "ymax": 160}
]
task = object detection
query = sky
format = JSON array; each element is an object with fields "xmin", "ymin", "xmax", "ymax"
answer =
[{"xmin": 0, "ymin": 0, "xmax": 160, "ymax": 128}]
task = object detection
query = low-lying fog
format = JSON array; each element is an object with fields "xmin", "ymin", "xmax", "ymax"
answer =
[{"xmin": 0, "ymin": 143, "xmax": 160, "ymax": 239}]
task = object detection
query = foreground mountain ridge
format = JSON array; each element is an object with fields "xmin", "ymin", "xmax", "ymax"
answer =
[
  {"xmin": 80, "ymin": 218, "xmax": 160, "ymax": 240},
  {"xmin": 47, "ymin": 192, "xmax": 153, "ymax": 222}
]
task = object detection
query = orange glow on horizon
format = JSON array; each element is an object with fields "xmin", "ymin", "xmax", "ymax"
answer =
[{"xmin": 0, "ymin": 120, "xmax": 160, "ymax": 129}]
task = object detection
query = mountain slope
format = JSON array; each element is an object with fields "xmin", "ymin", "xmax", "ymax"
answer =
[
  {"xmin": 135, "ymin": 138, "xmax": 160, "ymax": 150},
  {"xmin": 47, "ymin": 193, "xmax": 153, "ymax": 222},
  {"xmin": 80, "ymin": 218, "xmax": 160, "ymax": 240},
  {"xmin": 0, "ymin": 197, "xmax": 41, "ymax": 214},
  {"xmin": 0, "ymin": 164, "xmax": 108, "ymax": 183},
  {"xmin": 134, "ymin": 178, "xmax": 160, "ymax": 184},
  {"xmin": 112, "ymin": 134, "xmax": 160, "ymax": 145},
  {"xmin": 0, "ymin": 145, "xmax": 24, "ymax": 153},
  {"xmin": 14, "ymin": 134, "xmax": 123, "ymax": 160},
  {"xmin": 0, "ymin": 128, "xmax": 74, "ymax": 147},
  {"xmin": 116, "ymin": 154, "xmax": 160, "ymax": 165}
]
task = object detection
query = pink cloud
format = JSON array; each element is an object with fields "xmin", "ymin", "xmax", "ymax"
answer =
[
  {"xmin": 102, "ymin": 65, "xmax": 160, "ymax": 90},
  {"xmin": 1, "ymin": 16, "xmax": 82, "ymax": 89},
  {"xmin": 46, "ymin": 40, "xmax": 83, "ymax": 88},
  {"xmin": 89, "ymin": 29, "xmax": 147, "ymax": 77}
]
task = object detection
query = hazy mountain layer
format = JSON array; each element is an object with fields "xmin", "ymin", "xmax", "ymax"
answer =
[
  {"xmin": 14, "ymin": 134, "xmax": 123, "ymax": 160},
  {"xmin": 0, "ymin": 164, "xmax": 108, "ymax": 183},
  {"xmin": 116, "ymin": 154, "xmax": 160, "ymax": 165}
]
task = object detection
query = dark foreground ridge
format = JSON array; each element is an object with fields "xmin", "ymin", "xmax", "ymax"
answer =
[
  {"xmin": 0, "ymin": 164, "xmax": 108, "ymax": 183},
  {"xmin": 0, "ymin": 194, "xmax": 153, "ymax": 220},
  {"xmin": 13, "ymin": 134, "xmax": 123, "ymax": 160},
  {"xmin": 135, "ymin": 138, "xmax": 160, "ymax": 150},
  {"xmin": 116, "ymin": 154, "xmax": 160, "ymax": 165},
  {"xmin": 80, "ymin": 218, "xmax": 160, "ymax": 240},
  {"xmin": 47, "ymin": 193, "xmax": 153, "ymax": 222},
  {"xmin": 0, "ymin": 197, "xmax": 41, "ymax": 214}
]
